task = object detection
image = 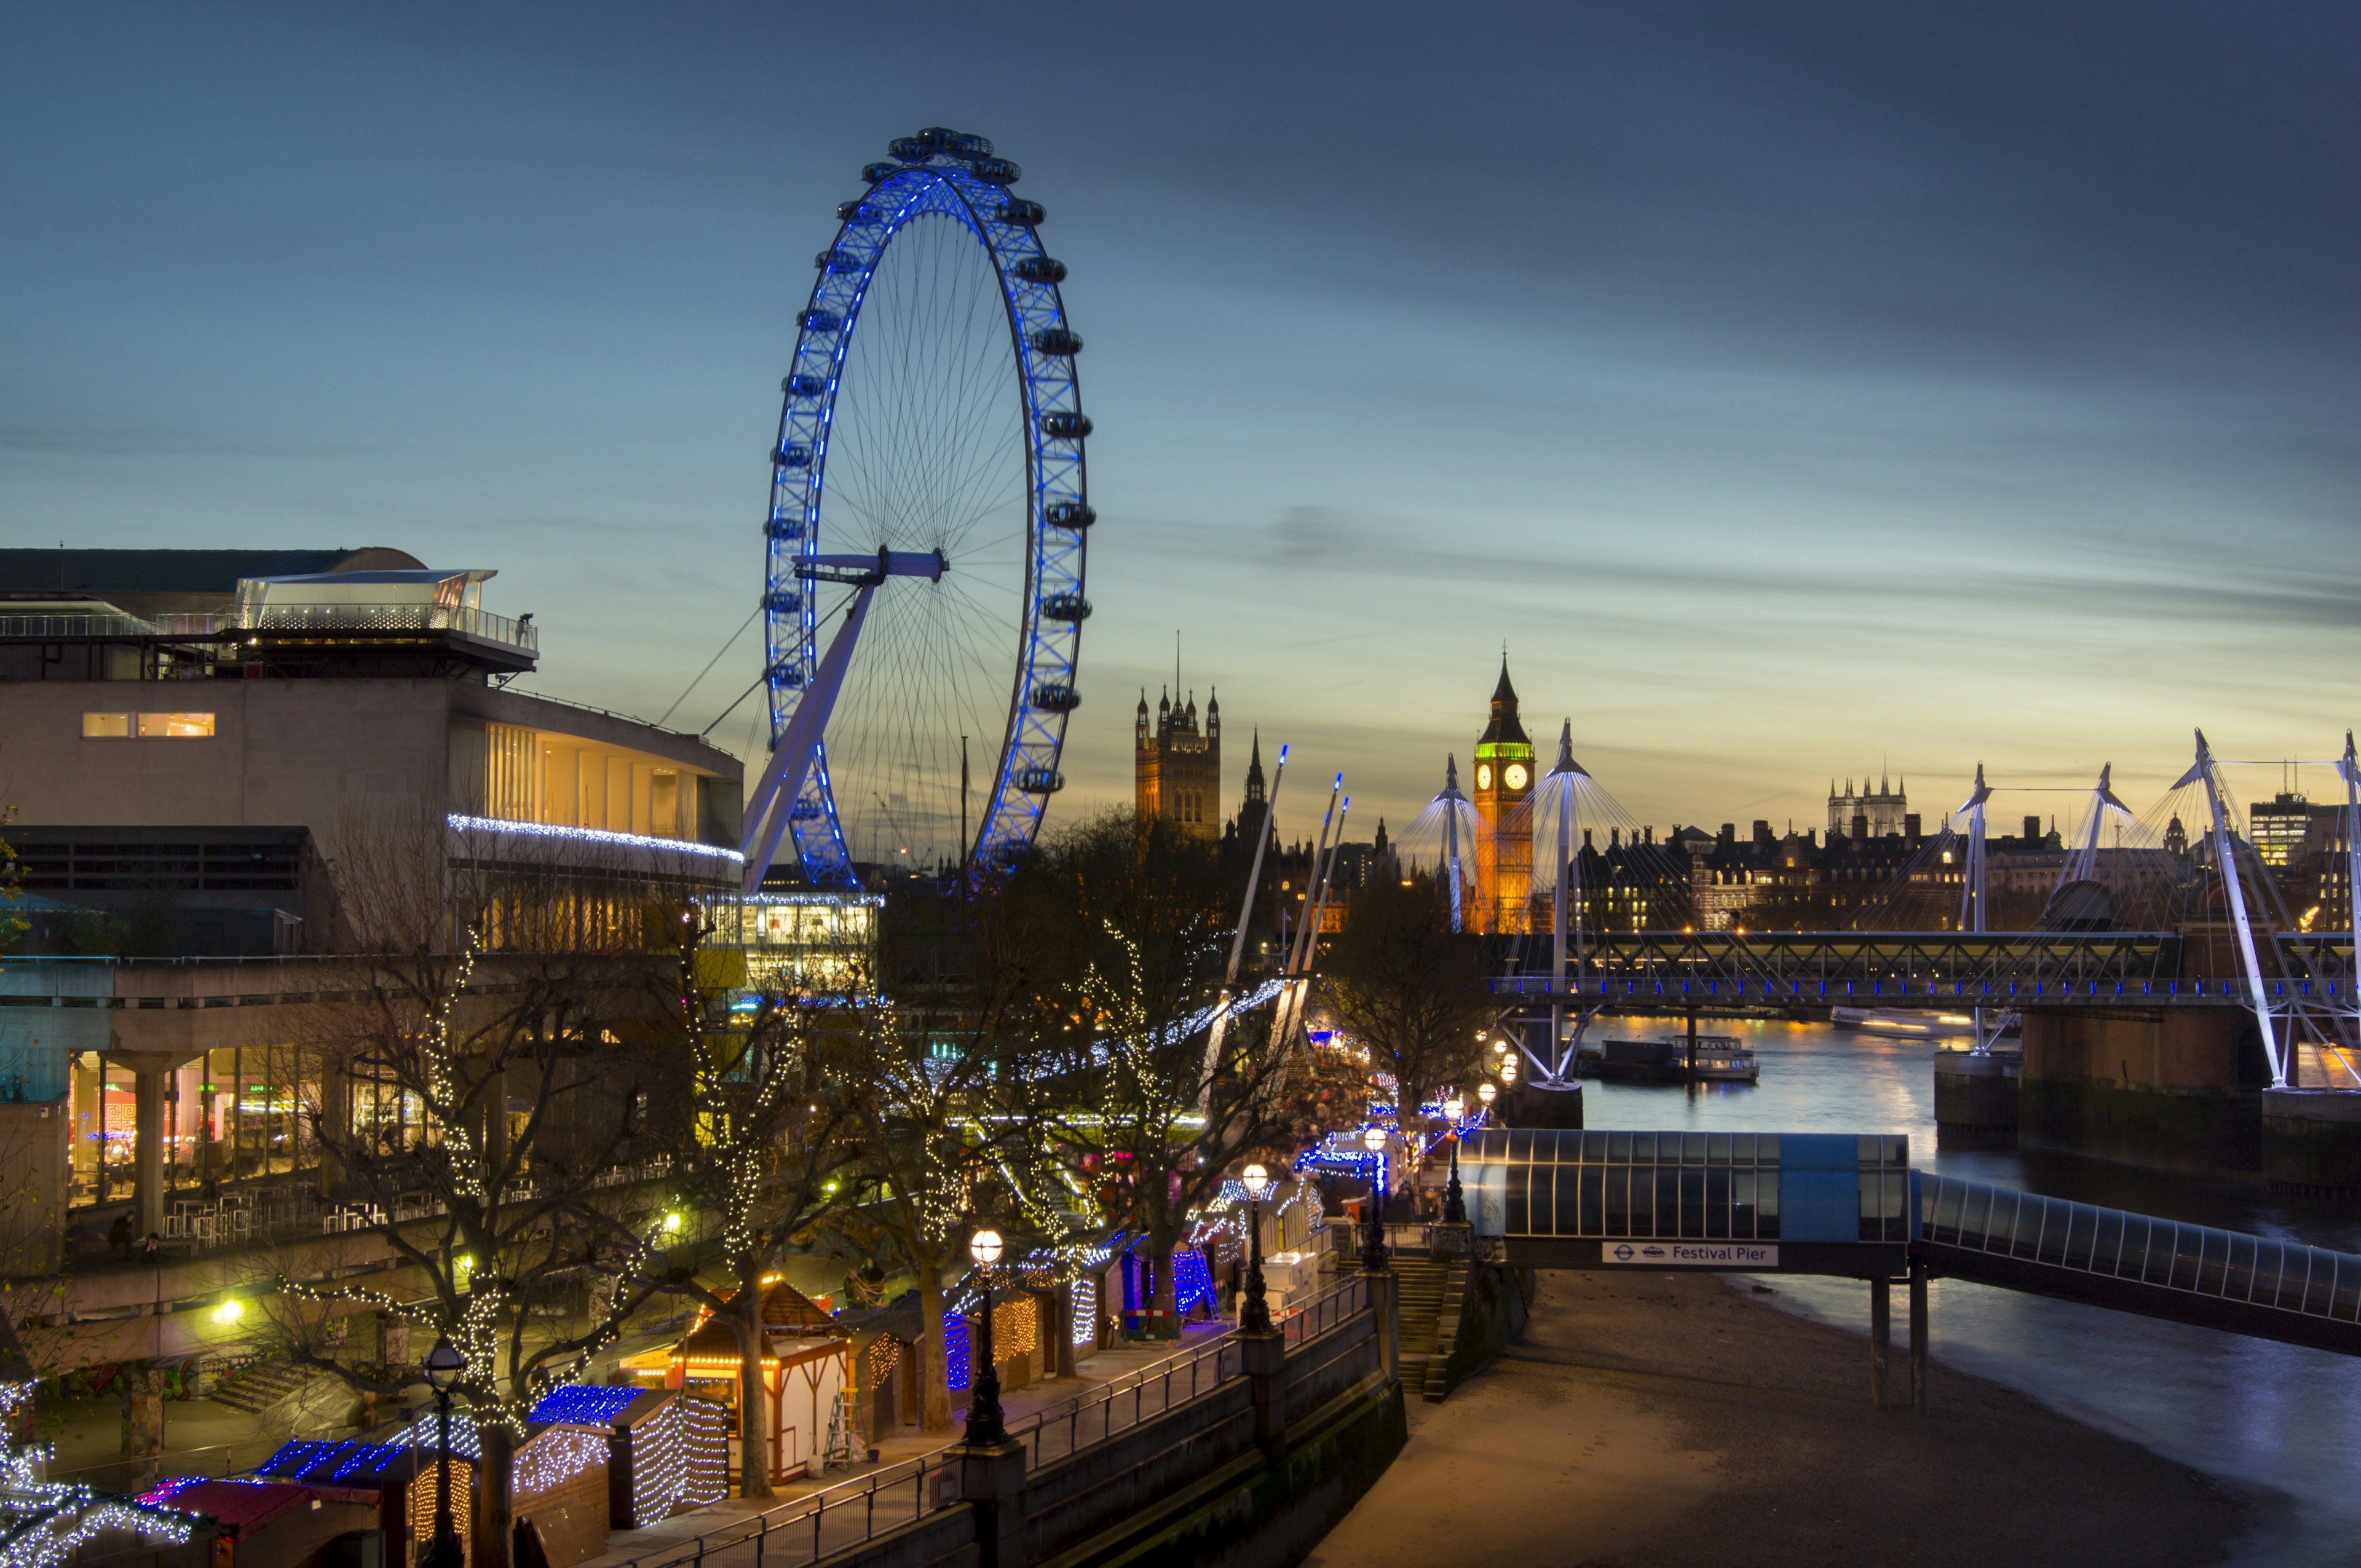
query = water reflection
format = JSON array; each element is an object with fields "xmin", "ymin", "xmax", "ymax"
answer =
[{"xmin": 1573, "ymin": 1015, "xmax": 2361, "ymax": 1564}]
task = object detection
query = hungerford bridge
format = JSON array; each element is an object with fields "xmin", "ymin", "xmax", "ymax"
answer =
[{"xmin": 1408, "ymin": 730, "xmax": 2361, "ymax": 1097}]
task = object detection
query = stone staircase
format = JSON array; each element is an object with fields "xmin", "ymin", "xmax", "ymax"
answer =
[
  {"xmin": 212, "ymin": 1359, "xmax": 319, "ymax": 1415},
  {"xmin": 1386, "ymin": 1253, "xmax": 1478, "ymax": 1403}
]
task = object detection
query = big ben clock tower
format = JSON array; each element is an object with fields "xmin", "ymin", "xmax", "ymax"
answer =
[{"xmin": 1472, "ymin": 658, "xmax": 1533, "ymax": 933}]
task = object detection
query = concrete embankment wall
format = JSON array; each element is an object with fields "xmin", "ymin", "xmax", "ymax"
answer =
[
  {"xmin": 818, "ymin": 1282, "xmax": 1405, "ymax": 1568},
  {"xmin": 1437, "ymin": 1264, "xmax": 1532, "ymax": 1398}
]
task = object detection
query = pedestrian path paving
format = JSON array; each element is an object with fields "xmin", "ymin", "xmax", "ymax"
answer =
[{"xmin": 570, "ymin": 1322, "xmax": 1244, "ymax": 1568}]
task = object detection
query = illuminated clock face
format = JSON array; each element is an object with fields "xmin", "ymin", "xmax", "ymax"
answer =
[
  {"xmin": 1504, "ymin": 763, "xmax": 1530, "ymax": 790},
  {"xmin": 1474, "ymin": 763, "xmax": 1493, "ymax": 790}
]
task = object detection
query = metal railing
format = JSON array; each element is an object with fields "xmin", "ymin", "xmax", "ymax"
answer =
[
  {"xmin": 1918, "ymin": 1173, "xmax": 2361, "ymax": 1326},
  {"xmin": 50, "ymin": 1435, "xmax": 283, "ymax": 1494},
  {"xmin": 0, "ymin": 605, "xmax": 537, "ymax": 653},
  {"xmin": 0, "ymin": 613, "xmax": 165, "ymax": 640},
  {"xmin": 1000, "ymin": 1323, "xmax": 1241, "ymax": 1469},
  {"xmin": 231, "ymin": 604, "xmax": 536, "ymax": 650},
  {"xmin": 598, "ymin": 1275, "xmax": 1378, "ymax": 1568}
]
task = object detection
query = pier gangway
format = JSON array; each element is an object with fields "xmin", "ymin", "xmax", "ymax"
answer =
[{"xmin": 1459, "ymin": 1128, "xmax": 2361, "ymax": 1357}]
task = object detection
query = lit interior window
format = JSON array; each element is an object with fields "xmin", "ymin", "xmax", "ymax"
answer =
[
  {"xmin": 81, "ymin": 712, "xmax": 132, "ymax": 738},
  {"xmin": 137, "ymin": 712, "xmax": 216, "ymax": 738}
]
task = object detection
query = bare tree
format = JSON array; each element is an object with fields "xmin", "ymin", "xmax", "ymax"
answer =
[
  {"xmin": 1026, "ymin": 813, "xmax": 1341, "ymax": 1334},
  {"xmin": 641, "ymin": 913, "xmax": 860, "ymax": 1496},
  {"xmin": 1323, "ymin": 871, "xmax": 1497, "ymax": 1130},
  {"xmin": 831, "ymin": 878, "xmax": 1060, "ymax": 1433},
  {"xmin": 272, "ymin": 814, "xmax": 689, "ymax": 1568}
]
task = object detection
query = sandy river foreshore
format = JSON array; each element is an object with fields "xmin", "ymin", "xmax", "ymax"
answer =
[{"xmin": 1303, "ymin": 1269, "xmax": 2267, "ymax": 1568}]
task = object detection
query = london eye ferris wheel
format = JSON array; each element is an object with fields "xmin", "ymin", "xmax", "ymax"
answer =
[{"xmin": 740, "ymin": 127, "xmax": 1091, "ymax": 892}]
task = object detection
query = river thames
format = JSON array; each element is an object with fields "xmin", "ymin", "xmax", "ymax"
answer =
[{"xmin": 1575, "ymin": 1015, "xmax": 2361, "ymax": 1565}]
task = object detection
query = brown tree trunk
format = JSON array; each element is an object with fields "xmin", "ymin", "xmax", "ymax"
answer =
[
  {"xmin": 915, "ymin": 1263, "xmax": 952, "ymax": 1433},
  {"xmin": 732, "ymin": 1264, "xmax": 771, "ymax": 1497},
  {"xmin": 1146, "ymin": 1226, "xmax": 1180, "ymax": 1331},
  {"xmin": 475, "ymin": 1419, "xmax": 515, "ymax": 1568}
]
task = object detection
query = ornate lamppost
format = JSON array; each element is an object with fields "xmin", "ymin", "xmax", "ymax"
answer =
[
  {"xmin": 1477, "ymin": 1081, "xmax": 1497, "ymax": 1117},
  {"xmin": 1359, "ymin": 1125, "xmax": 1389, "ymax": 1272},
  {"xmin": 421, "ymin": 1336, "xmax": 466, "ymax": 1568},
  {"xmin": 1239, "ymin": 1163, "xmax": 1274, "ymax": 1334},
  {"xmin": 1442, "ymin": 1095, "xmax": 1468, "ymax": 1224},
  {"xmin": 965, "ymin": 1229, "xmax": 1006, "ymax": 1446}
]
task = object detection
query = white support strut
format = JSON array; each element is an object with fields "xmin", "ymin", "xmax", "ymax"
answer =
[
  {"xmin": 740, "ymin": 583, "xmax": 877, "ymax": 894},
  {"xmin": 2180, "ymin": 730, "xmax": 2285, "ymax": 1086}
]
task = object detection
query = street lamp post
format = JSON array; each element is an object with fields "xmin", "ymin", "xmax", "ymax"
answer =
[
  {"xmin": 421, "ymin": 1336, "xmax": 465, "ymax": 1568},
  {"xmin": 1239, "ymin": 1164, "xmax": 1274, "ymax": 1334},
  {"xmin": 1442, "ymin": 1097, "xmax": 1467, "ymax": 1224},
  {"xmin": 1359, "ymin": 1126, "xmax": 1388, "ymax": 1272},
  {"xmin": 965, "ymin": 1229, "xmax": 1006, "ymax": 1447}
]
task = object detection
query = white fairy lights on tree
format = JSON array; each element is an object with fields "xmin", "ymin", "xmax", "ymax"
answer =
[{"xmin": 0, "ymin": 1382, "xmax": 191, "ymax": 1568}]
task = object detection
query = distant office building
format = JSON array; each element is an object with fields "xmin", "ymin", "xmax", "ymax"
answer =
[
  {"xmin": 2250, "ymin": 792, "xmax": 2321, "ymax": 868},
  {"xmin": 1134, "ymin": 687, "xmax": 1220, "ymax": 843}
]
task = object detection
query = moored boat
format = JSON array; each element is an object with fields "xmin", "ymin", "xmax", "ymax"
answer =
[{"xmin": 1577, "ymin": 1034, "xmax": 1759, "ymax": 1084}]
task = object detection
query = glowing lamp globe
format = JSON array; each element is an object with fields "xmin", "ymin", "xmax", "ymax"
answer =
[
  {"xmin": 1443, "ymin": 1096, "xmax": 1465, "ymax": 1122},
  {"xmin": 1362, "ymin": 1126, "xmax": 1386, "ymax": 1153},
  {"xmin": 423, "ymin": 1336, "xmax": 465, "ymax": 1392},
  {"xmin": 1241, "ymin": 1163, "xmax": 1272, "ymax": 1200},
  {"xmin": 1500, "ymin": 1057, "xmax": 1519, "ymax": 1084},
  {"xmin": 1477, "ymin": 1082, "xmax": 1497, "ymax": 1107},
  {"xmin": 969, "ymin": 1228, "xmax": 1004, "ymax": 1269}
]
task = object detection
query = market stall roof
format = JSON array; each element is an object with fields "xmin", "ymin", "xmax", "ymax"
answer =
[{"xmin": 155, "ymin": 1480, "xmax": 373, "ymax": 1535}]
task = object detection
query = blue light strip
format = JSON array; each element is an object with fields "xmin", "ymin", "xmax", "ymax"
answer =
[
  {"xmin": 446, "ymin": 814, "xmax": 745, "ymax": 863},
  {"xmin": 529, "ymin": 1384, "xmax": 641, "ymax": 1425}
]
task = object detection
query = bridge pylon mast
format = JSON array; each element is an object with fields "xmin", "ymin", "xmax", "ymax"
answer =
[
  {"xmin": 2180, "ymin": 730, "xmax": 2287, "ymax": 1086},
  {"xmin": 1955, "ymin": 763, "xmax": 1996, "ymax": 1055},
  {"xmin": 1199, "ymin": 744, "xmax": 1287, "ymax": 1111},
  {"xmin": 1436, "ymin": 756, "xmax": 1469, "ymax": 935},
  {"xmin": 2343, "ymin": 731, "xmax": 2361, "ymax": 1049},
  {"xmin": 1538, "ymin": 722, "xmax": 1591, "ymax": 1087}
]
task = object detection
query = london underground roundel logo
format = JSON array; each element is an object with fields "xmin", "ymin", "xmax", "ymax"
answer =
[{"xmin": 1612, "ymin": 1244, "xmax": 1635, "ymax": 1261}]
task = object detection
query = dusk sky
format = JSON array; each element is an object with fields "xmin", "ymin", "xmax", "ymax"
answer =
[{"xmin": 6, "ymin": 3, "xmax": 2357, "ymax": 846}]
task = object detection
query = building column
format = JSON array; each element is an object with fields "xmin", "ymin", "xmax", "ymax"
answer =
[{"xmin": 133, "ymin": 1066, "xmax": 165, "ymax": 1240}]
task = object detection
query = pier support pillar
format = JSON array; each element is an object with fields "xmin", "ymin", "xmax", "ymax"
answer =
[
  {"xmin": 1908, "ymin": 1258, "xmax": 1929, "ymax": 1415},
  {"xmin": 1870, "ymin": 1275, "xmax": 1891, "ymax": 1408}
]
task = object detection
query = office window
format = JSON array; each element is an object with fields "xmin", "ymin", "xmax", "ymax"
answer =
[
  {"xmin": 137, "ymin": 712, "xmax": 215, "ymax": 738},
  {"xmin": 82, "ymin": 712, "xmax": 132, "ymax": 738}
]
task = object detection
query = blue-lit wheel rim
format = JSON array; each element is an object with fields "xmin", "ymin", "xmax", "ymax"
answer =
[{"xmin": 764, "ymin": 132, "xmax": 1088, "ymax": 884}]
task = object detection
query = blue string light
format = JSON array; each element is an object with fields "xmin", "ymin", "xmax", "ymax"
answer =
[{"xmin": 529, "ymin": 1385, "xmax": 641, "ymax": 1426}]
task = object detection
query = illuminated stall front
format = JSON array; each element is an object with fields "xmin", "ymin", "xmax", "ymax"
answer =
[{"xmin": 619, "ymin": 1282, "xmax": 850, "ymax": 1486}]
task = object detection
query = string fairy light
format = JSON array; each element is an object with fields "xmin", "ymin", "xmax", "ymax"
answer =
[
  {"xmin": 0, "ymin": 1382, "xmax": 192, "ymax": 1568},
  {"xmin": 512, "ymin": 1427, "xmax": 607, "ymax": 1499}
]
